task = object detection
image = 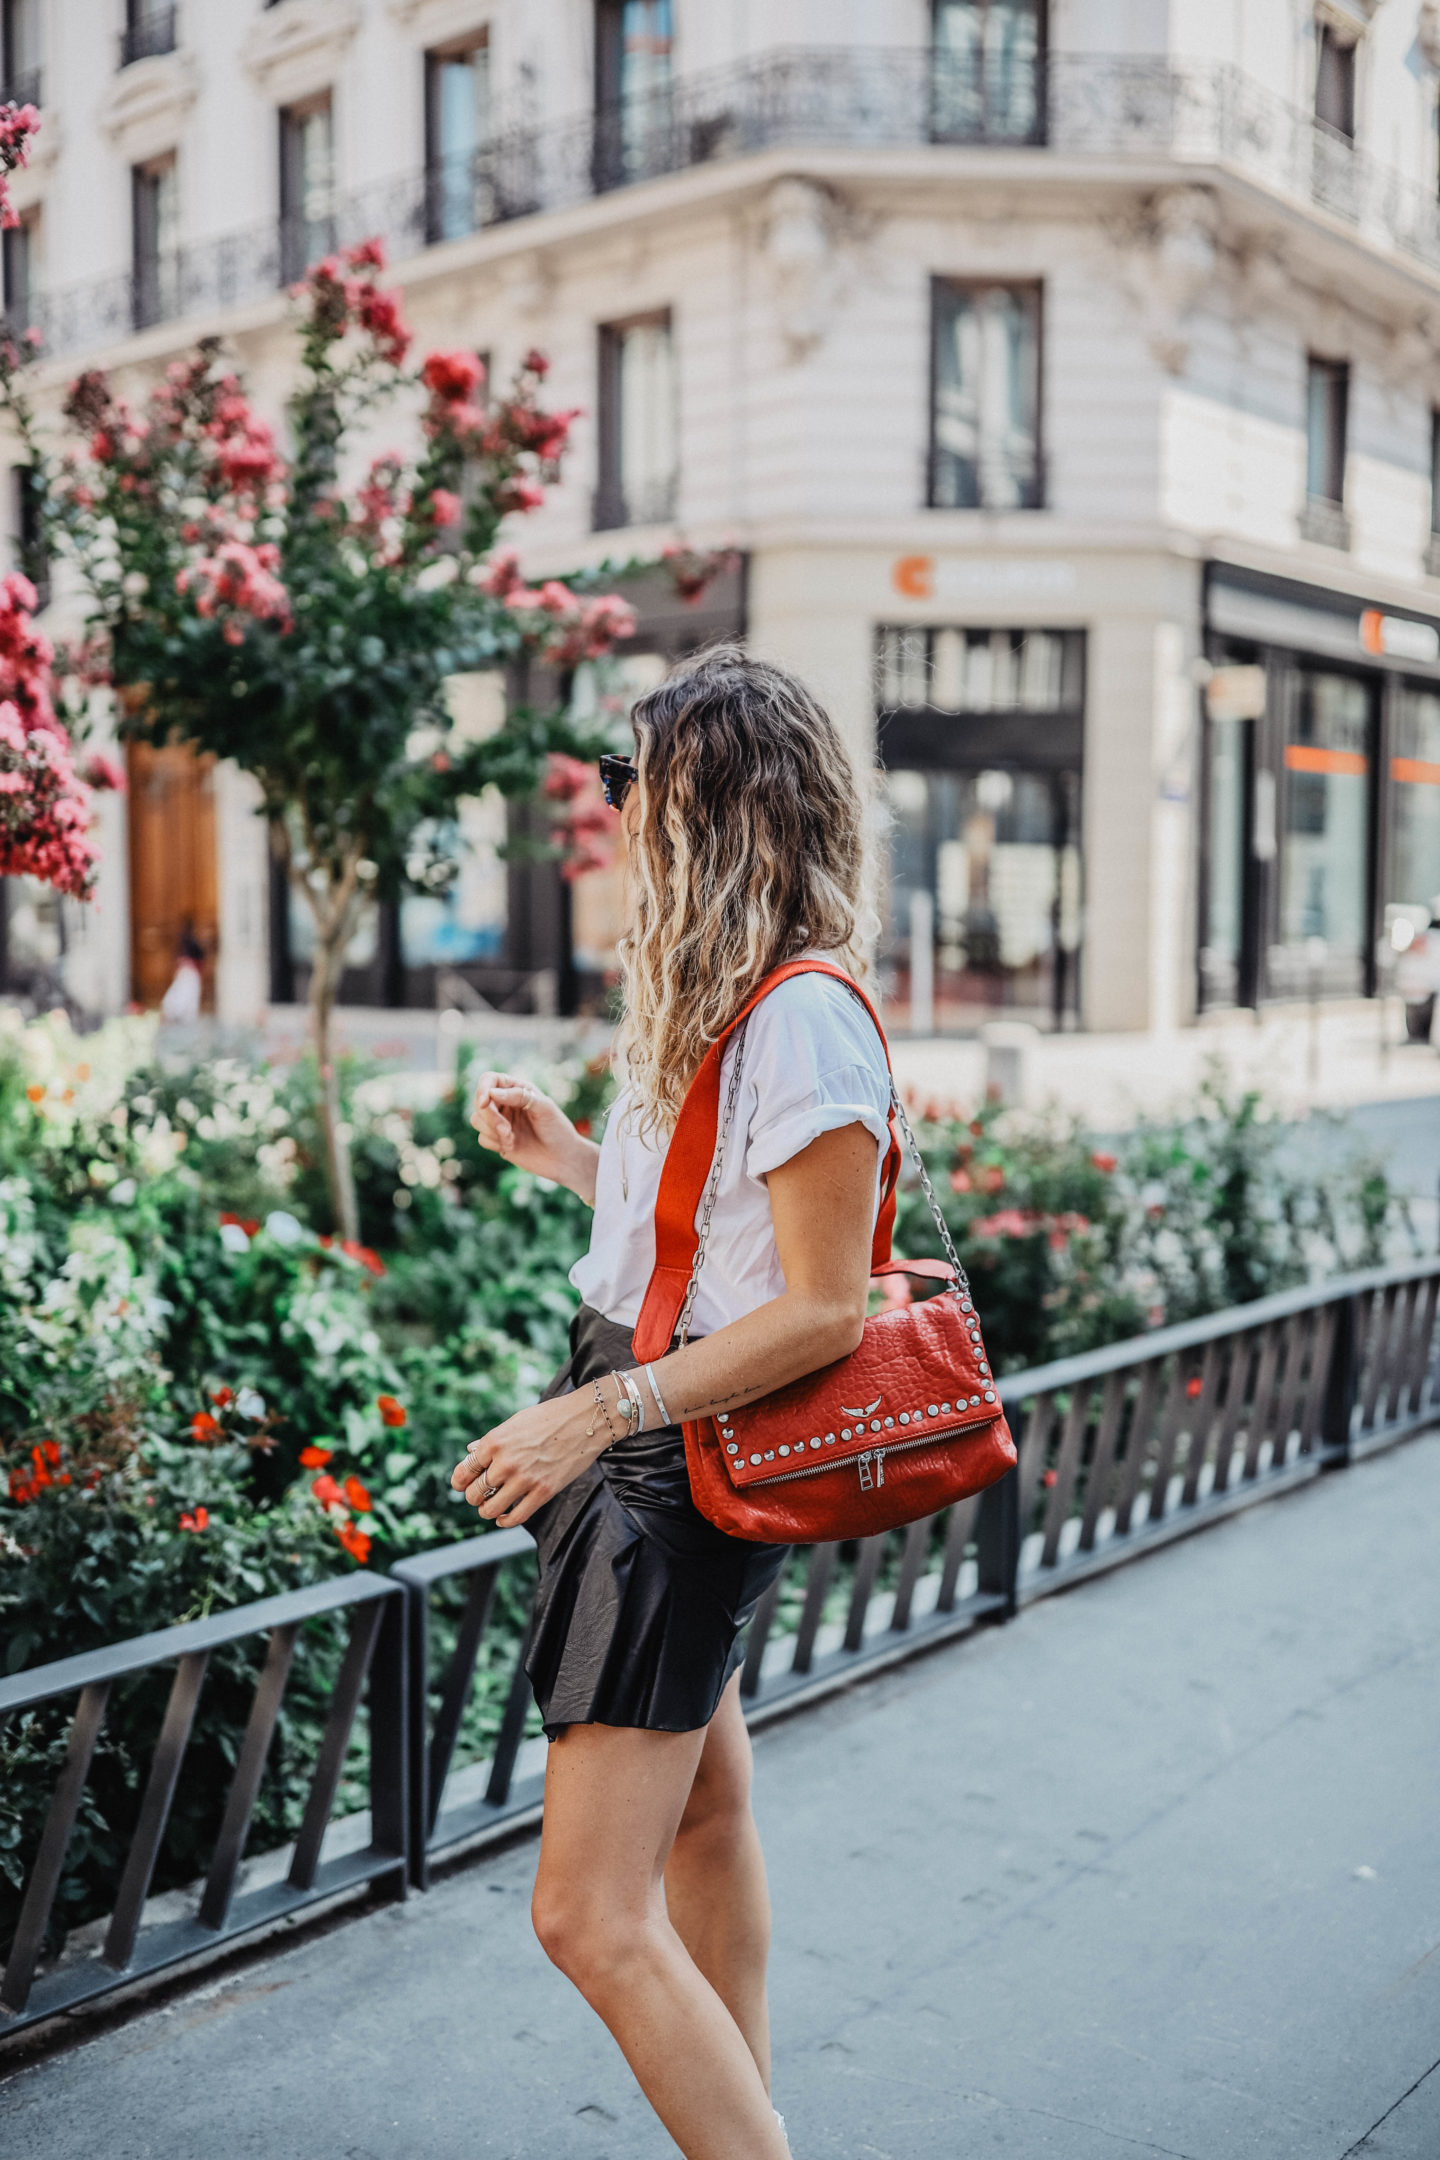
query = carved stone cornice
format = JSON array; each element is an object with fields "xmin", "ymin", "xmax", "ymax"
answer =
[
  {"xmin": 385, "ymin": 0, "xmax": 491, "ymax": 42},
  {"xmin": 1314, "ymin": 0, "xmax": 1384, "ymax": 44},
  {"xmin": 241, "ymin": 0, "xmax": 360, "ymax": 107},
  {"xmin": 99, "ymin": 50, "xmax": 199, "ymax": 166}
]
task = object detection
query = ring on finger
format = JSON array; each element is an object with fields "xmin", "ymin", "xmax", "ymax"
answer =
[{"xmin": 482, "ymin": 1480, "xmax": 501, "ymax": 1502}]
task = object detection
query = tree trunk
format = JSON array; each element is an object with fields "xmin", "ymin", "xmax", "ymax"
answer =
[{"xmin": 309, "ymin": 916, "xmax": 359, "ymax": 1243}]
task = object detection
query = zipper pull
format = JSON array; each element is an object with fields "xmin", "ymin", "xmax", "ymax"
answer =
[
  {"xmin": 874, "ymin": 1448, "xmax": 885, "ymax": 1489},
  {"xmin": 857, "ymin": 1450, "xmax": 874, "ymax": 1491}
]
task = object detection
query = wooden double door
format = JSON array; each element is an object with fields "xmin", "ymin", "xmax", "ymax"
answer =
[{"xmin": 126, "ymin": 742, "xmax": 218, "ymax": 1010}]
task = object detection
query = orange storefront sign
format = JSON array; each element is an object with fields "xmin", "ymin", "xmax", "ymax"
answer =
[
  {"xmin": 1392, "ymin": 756, "xmax": 1440, "ymax": 787},
  {"xmin": 1283, "ymin": 745, "xmax": 1368, "ymax": 777}
]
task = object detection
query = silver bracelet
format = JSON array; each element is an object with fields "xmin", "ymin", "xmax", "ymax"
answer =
[
  {"xmin": 614, "ymin": 1369, "xmax": 645, "ymax": 1437},
  {"xmin": 644, "ymin": 1362, "xmax": 672, "ymax": 1428}
]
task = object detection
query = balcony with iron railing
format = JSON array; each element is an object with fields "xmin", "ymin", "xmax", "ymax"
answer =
[{"xmin": 20, "ymin": 49, "xmax": 1440, "ymax": 361}]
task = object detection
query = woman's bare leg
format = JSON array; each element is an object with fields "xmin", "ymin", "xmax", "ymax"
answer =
[
  {"xmin": 532, "ymin": 1715, "xmax": 789, "ymax": 2160},
  {"xmin": 664, "ymin": 1673, "xmax": 774, "ymax": 2087}
]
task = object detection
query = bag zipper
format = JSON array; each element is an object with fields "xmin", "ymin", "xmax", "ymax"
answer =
[{"xmin": 737, "ymin": 1411, "xmax": 999, "ymax": 1492}]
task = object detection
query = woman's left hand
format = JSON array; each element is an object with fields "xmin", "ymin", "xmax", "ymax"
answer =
[{"xmin": 450, "ymin": 1390, "xmax": 603, "ymax": 1528}]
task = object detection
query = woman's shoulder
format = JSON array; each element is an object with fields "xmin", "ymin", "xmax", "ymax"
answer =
[{"xmin": 745, "ymin": 964, "xmax": 889, "ymax": 1080}]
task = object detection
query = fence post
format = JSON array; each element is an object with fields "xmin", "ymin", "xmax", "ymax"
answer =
[
  {"xmin": 975, "ymin": 1466, "xmax": 1021, "ymax": 1618},
  {"xmin": 1318, "ymin": 1295, "xmax": 1358, "ymax": 1465},
  {"xmin": 398, "ymin": 1576, "xmax": 431, "ymax": 1892},
  {"xmin": 367, "ymin": 1590, "xmax": 410, "ymax": 1900}
]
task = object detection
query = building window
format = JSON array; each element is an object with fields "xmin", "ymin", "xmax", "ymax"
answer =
[
  {"xmin": 1, "ymin": 0, "xmax": 40, "ymax": 107},
  {"xmin": 2, "ymin": 205, "xmax": 38, "ymax": 334},
  {"xmin": 932, "ymin": 0, "xmax": 1044, "ymax": 145},
  {"xmin": 120, "ymin": 1, "xmax": 178, "ymax": 69},
  {"xmin": 12, "ymin": 461, "xmax": 47, "ymax": 607},
  {"xmin": 279, "ymin": 94, "xmax": 335, "ymax": 285},
  {"xmin": 595, "ymin": 312, "xmax": 677, "ymax": 530},
  {"xmin": 930, "ymin": 280, "xmax": 1042, "ymax": 510},
  {"xmin": 1314, "ymin": 21, "xmax": 1356, "ymax": 140},
  {"xmin": 594, "ymin": 0, "xmax": 674, "ymax": 188},
  {"xmin": 132, "ymin": 153, "xmax": 178, "ymax": 330},
  {"xmin": 1301, "ymin": 353, "xmax": 1349, "ymax": 547},
  {"xmin": 425, "ymin": 35, "xmax": 493, "ymax": 242}
]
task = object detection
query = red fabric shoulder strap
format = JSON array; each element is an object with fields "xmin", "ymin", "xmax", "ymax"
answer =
[{"xmin": 631, "ymin": 958, "xmax": 901, "ymax": 1362}]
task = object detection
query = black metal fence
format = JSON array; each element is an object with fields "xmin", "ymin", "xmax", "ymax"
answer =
[
  {"xmin": 20, "ymin": 48, "xmax": 1440, "ymax": 361},
  {"xmin": 0, "ymin": 1573, "xmax": 407, "ymax": 2038},
  {"xmin": 2, "ymin": 1256, "xmax": 1435, "ymax": 2042}
]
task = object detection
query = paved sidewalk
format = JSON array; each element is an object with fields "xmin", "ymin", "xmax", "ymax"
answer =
[{"xmin": 4, "ymin": 1434, "xmax": 1439, "ymax": 2160}]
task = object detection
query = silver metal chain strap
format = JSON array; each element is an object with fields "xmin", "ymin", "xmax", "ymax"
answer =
[
  {"xmin": 676, "ymin": 1018, "xmax": 750, "ymax": 1347},
  {"xmin": 675, "ymin": 1002, "xmax": 970, "ymax": 1345}
]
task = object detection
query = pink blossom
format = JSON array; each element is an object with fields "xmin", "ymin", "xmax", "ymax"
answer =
[
  {"xmin": 81, "ymin": 752, "xmax": 126, "ymax": 792},
  {"xmin": 429, "ymin": 488, "xmax": 461, "ymax": 528},
  {"xmin": 421, "ymin": 349, "xmax": 484, "ymax": 403}
]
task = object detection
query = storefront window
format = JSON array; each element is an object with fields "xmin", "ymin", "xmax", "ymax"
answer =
[
  {"xmin": 1273, "ymin": 668, "xmax": 1373, "ymax": 997},
  {"xmin": 880, "ymin": 766, "xmax": 1080, "ymax": 1031},
  {"xmin": 1391, "ymin": 685, "xmax": 1440, "ymax": 910}
]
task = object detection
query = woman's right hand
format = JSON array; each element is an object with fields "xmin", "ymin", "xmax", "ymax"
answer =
[{"xmin": 469, "ymin": 1072, "xmax": 599, "ymax": 1202}]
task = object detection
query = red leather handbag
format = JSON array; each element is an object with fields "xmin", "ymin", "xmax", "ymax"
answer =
[{"xmin": 631, "ymin": 959, "xmax": 1016, "ymax": 1544}]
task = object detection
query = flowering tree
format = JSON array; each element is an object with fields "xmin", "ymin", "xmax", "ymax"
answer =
[{"xmin": 0, "ymin": 239, "xmax": 638, "ymax": 1237}]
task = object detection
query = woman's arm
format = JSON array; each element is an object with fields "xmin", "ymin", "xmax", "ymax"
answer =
[
  {"xmin": 451, "ymin": 1121, "xmax": 878, "ymax": 1527},
  {"xmin": 470, "ymin": 1071, "xmax": 601, "ymax": 1205}
]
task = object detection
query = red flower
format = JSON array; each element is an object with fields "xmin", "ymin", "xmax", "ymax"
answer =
[
  {"xmin": 178, "ymin": 1507, "xmax": 210, "ymax": 1533},
  {"xmin": 521, "ymin": 347, "xmax": 550, "ymax": 378},
  {"xmin": 1090, "ymin": 1151, "xmax": 1118, "ymax": 1175},
  {"xmin": 191, "ymin": 1411, "xmax": 221, "ymax": 1441},
  {"xmin": 340, "ymin": 1239, "xmax": 385, "ymax": 1277},
  {"xmin": 343, "ymin": 1474, "xmax": 372, "ymax": 1513},
  {"xmin": 977, "ymin": 1164, "xmax": 1005, "ymax": 1196},
  {"xmin": 573, "ymin": 1117, "xmax": 592, "ymax": 1137},
  {"xmin": 211, "ymin": 1386, "xmax": 234, "ymax": 1407},
  {"xmin": 299, "ymin": 1444, "xmax": 332, "ymax": 1468},
  {"xmin": 949, "ymin": 1167, "xmax": 972, "ymax": 1193},
  {"xmin": 376, "ymin": 1394, "xmax": 407, "ymax": 1428},
  {"xmin": 1041, "ymin": 1470, "xmax": 1057, "ymax": 1489},
  {"xmin": 336, "ymin": 1521, "xmax": 372, "ymax": 1563},
  {"xmin": 421, "ymin": 349, "xmax": 484, "ymax": 403},
  {"xmin": 1185, "ymin": 1375, "xmax": 1204, "ymax": 1399},
  {"xmin": 311, "ymin": 1473, "xmax": 343, "ymax": 1508}
]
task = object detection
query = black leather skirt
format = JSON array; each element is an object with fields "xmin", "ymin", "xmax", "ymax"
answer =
[{"xmin": 524, "ymin": 1304, "xmax": 789, "ymax": 1738}]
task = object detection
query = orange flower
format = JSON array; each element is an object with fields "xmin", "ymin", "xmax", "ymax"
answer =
[
  {"xmin": 311, "ymin": 1472, "xmax": 343, "ymax": 1508},
  {"xmin": 178, "ymin": 1506, "xmax": 210, "ymax": 1532},
  {"xmin": 299, "ymin": 1444, "xmax": 332, "ymax": 1468},
  {"xmin": 376, "ymin": 1394, "xmax": 406, "ymax": 1428},
  {"xmin": 1090, "ymin": 1150, "xmax": 1118, "ymax": 1175},
  {"xmin": 343, "ymin": 1474, "xmax": 372, "ymax": 1513},
  {"xmin": 191, "ymin": 1411, "xmax": 221, "ymax": 1441},
  {"xmin": 336, "ymin": 1521, "xmax": 372, "ymax": 1563},
  {"xmin": 25, "ymin": 1083, "xmax": 44, "ymax": 1103},
  {"xmin": 211, "ymin": 1386, "xmax": 234, "ymax": 1407},
  {"xmin": 38, "ymin": 1440, "xmax": 61, "ymax": 1467}
]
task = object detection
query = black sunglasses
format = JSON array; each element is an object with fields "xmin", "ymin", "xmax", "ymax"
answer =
[{"xmin": 599, "ymin": 753, "xmax": 638, "ymax": 811}]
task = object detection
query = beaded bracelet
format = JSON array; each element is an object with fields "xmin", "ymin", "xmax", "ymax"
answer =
[{"xmin": 588, "ymin": 1375, "xmax": 624, "ymax": 1449}]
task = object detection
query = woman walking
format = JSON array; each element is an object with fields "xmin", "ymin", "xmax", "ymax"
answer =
[{"xmin": 452, "ymin": 647, "xmax": 894, "ymax": 2158}]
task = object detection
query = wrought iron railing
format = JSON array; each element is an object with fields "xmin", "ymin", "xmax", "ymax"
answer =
[
  {"xmin": 1, "ymin": 1255, "xmax": 1434, "ymax": 2041},
  {"xmin": 0, "ymin": 67, "xmax": 40, "ymax": 112},
  {"xmin": 1003, "ymin": 1257, "xmax": 1440, "ymax": 1603},
  {"xmin": 0, "ymin": 1572, "xmax": 407, "ymax": 2037},
  {"xmin": 18, "ymin": 48, "xmax": 1440, "ymax": 362}
]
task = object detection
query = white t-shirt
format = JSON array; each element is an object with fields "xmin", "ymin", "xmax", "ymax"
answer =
[{"xmin": 571, "ymin": 970, "xmax": 894, "ymax": 1334}]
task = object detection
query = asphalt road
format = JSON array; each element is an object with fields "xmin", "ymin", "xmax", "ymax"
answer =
[{"xmin": 3, "ymin": 1432, "xmax": 1438, "ymax": 2160}]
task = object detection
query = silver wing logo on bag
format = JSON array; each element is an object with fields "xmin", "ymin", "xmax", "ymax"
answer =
[{"xmin": 839, "ymin": 1396, "xmax": 883, "ymax": 1418}]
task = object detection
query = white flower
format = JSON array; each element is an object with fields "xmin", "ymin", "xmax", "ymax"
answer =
[
  {"xmin": 110, "ymin": 1178, "xmax": 137, "ymax": 1206},
  {"xmin": 121, "ymin": 570, "xmax": 149, "ymax": 598},
  {"xmin": 264, "ymin": 1209, "xmax": 305, "ymax": 1246},
  {"xmin": 235, "ymin": 1386, "xmax": 266, "ymax": 1420},
  {"xmin": 219, "ymin": 1221, "xmax": 250, "ymax": 1253}
]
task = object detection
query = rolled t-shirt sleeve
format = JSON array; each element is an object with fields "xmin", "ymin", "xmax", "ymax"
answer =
[{"xmin": 740, "ymin": 975, "xmax": 894, "ymax": 1181}]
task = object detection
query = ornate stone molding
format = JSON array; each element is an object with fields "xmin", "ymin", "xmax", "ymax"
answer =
[
  {"xmin": 1114, "ymin": 187, "xmax": 1221, "ymax": 376},
  {"xmin": 99, "ymin": 50, "xmax": 199, "ymax": 167},
  {"xmin": 755, "ymin": 176, "xmax": 860, "ymax": 364},
  {"xmin": 1314, "ymin": 0, "xmax": 1383, "ymax": 44},
  {"xmin": 384, "ymin": 0, "xmax": 491, "ymax": 41},
  {"xmin": 241, "ymin": 0, "xmax": 360, "ymax": 107}
]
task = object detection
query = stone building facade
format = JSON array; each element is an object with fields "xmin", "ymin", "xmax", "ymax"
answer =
[{"xmin": 3, "ymin": 0, "xmax": 1440, "ymax": 1035}]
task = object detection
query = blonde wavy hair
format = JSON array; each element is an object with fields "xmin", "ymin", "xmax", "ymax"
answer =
[{"xmin": 615, "ymin": 644, "xmax": 873, "ymax": 1136}]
